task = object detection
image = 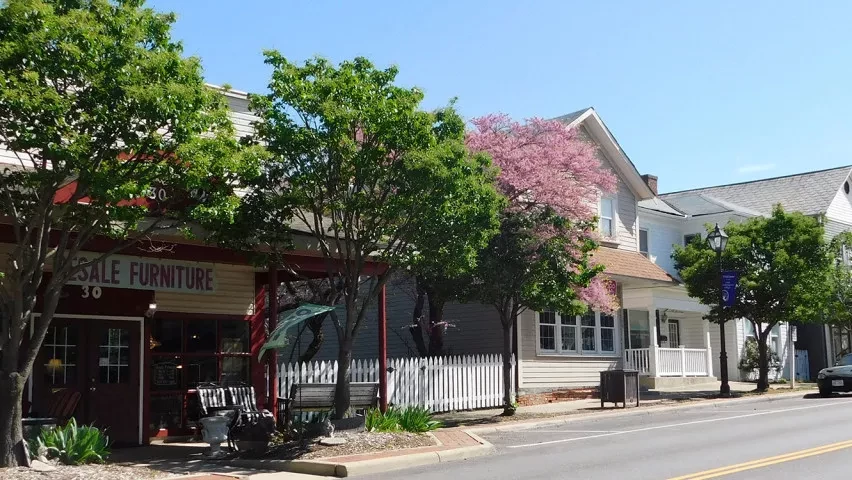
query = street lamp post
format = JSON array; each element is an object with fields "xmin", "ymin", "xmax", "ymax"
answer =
[{"xmin": 707, "ymin": 223, "xmax": 730, "ymax": 396}]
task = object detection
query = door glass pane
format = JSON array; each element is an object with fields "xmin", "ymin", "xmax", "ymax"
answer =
[
  {"xmin": 186, "ymin": 320, "xmax": 217, "ymax": 353},
  {"xmin": 221, "ymin": 321, "xmax": 249, "ymax": 353},
  {"xmin": 668, "ymin": 321, "xmax": 680, "ymax": 347},
  {"xmin": 43, "ymin": 325, "xmax": 79, "ymax": 386},
  {"xmin": 99, "ymin": 328, "xmax": 130, "ymax": 384}
]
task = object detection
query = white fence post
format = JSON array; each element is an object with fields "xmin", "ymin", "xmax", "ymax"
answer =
[{"xmin": 680, "ymin": 345, "xmax": 687, "ymax": 377}]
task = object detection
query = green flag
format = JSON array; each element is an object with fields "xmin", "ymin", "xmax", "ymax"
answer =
[{"xmin": 258, "ymin": 303, "xmax": 336, "ymax": 361}]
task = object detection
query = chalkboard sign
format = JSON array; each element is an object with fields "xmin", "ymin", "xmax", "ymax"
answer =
[{"xmin": 153, "ymin": 361, "xmax": 178, "ymax": 387}]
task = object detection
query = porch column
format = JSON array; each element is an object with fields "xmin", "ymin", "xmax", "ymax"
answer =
[
  {"xmin": 703, "ymin": 319, "xmax": 713, "ymax": 377},
  {"xmin": 267, "ymin": 265, "xmax": 278, "ymax": 414},
  {"xmin": 378, "ymin": 284, "xmax": 388, "ymax": 412},
  {"xmin": 648, "ymin": 307, "xmax": 658, "ymax": 377}
]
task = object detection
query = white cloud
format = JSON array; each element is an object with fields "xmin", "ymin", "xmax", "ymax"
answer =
[{"xmin": 737, "ymin": 163, "xmax": 776, "ymax": 174}]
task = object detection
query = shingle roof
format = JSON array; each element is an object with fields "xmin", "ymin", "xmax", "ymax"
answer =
[
  {"xmin": 638, "ymin": 197, "xmax": 685, "ymax": 216},
  {"xmin": 552, "ymin": 108, "xmax": 591, "ymax": 125},
  {"xmin": 659, "ymin": 166, "xmax": 852, "ymax": 216},
  {"xmin": 592, "ymin": 247, "xmax": 677, "ymax": 284}
]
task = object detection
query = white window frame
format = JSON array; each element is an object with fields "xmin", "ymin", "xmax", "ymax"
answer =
[
  {"xmin": 639, "ymin": 228, "xmax": 650, "ymax": 257},
  {"xmin": 536, "ymin": 310, "xmax": 619, "ymax": 357},
  {"xmin": 599, "ymin": 195, "xmax": 617, "ymax": 240}
]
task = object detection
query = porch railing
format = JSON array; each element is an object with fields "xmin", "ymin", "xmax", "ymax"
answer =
[
  {"xmin": 624, "ymin": 348, "xmax": 651, "ymax": 374},
  {"xmin": 624, "ymin": 347, "xmax": 710, "ymax": 377}
]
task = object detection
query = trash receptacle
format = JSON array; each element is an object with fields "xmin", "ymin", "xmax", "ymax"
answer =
[{"xmin": 600, "ymin": 369, "xmax": 639, "ymax": 408}]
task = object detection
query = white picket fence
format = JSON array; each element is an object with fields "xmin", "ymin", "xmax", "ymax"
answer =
[{"xmin": 278, "ymin": 354, "xmax": 515, "ymax": 413}]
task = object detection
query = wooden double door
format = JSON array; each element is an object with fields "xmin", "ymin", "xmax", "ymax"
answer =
[{"xmin": 33, "ymin": 317, "xmax": 141, "ymax": 445}]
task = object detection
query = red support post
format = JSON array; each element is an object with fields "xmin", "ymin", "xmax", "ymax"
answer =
[
  {"xmin": 378, "ymin": 284, "xmax": 388, "ymax": 412},
  {"xmin": 267, "ymin": 265, "xmax": 279, "ymax": 414}
]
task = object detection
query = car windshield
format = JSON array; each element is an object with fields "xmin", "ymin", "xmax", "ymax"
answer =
[{"xmin": 838, "ymin": 354, "xmax": 852, "ymax": 366}]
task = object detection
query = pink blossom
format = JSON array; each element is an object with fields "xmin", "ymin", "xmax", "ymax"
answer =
[
  {"xmin": 467, "ymin": 113, "xmax": 619, "ymax": 311},
  {"xmin": 577, "ymin": 276, "xmax": 619, "ymax": 314},
  {"xmin": 466, "ymin": 114, "xmax": 616, "ymax": 221}
]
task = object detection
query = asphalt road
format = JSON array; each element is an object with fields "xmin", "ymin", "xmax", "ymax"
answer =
[{"xmin": 356, "ymin": 393, "xmax": 852, "ymax": 479}]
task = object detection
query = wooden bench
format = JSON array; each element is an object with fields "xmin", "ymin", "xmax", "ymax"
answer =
[{"xmin": 280, "ymin": 382, "xmax": 379, "ymax": 427}]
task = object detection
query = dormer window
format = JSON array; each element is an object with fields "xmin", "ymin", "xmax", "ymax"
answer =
[{"xmin": 600, "ymin": 197, "xmax": 615, "ymax": 238}]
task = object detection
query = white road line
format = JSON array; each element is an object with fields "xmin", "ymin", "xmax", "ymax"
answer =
[
  {"xmin": 523, "ymin": 430, "xmax": 619, "ymax": 434},
  {"xmin": 507, "ymin": 401, "xmax": 852, "ymax": 449}
]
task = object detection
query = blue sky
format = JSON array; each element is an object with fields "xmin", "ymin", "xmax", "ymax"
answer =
[{"xmin": 148, "ymin": 0, "xmax": 852, "ymax": 193}]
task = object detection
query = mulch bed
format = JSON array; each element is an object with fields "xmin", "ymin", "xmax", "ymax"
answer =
[
  {"xmin": 262, "ymin": 431, "xmax": 436, "ymax": 460},
  {"xmin": 0, "ymin": 463, "xmax": 169, "ymax": 480}
]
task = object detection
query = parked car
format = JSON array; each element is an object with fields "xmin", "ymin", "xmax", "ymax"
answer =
[{"xmin": 817, "ymin": 354, "xmax": 852, "ymax": 397}]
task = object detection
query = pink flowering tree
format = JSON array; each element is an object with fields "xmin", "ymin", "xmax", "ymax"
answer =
[{"xmin": 466, "ymin": 114, "xmax": 617, "ymax": 413}]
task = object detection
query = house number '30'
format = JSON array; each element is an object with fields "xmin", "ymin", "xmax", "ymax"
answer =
[{"xmin": 81, "ymin": 286, "xmax": 102, "ymax": 299}]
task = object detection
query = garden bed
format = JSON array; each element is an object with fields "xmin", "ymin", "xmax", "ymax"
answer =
[
  {"xmin": 0, "ymin": 462, "xmax": 168, "ymax": 480},
  {"xmin": 259, "ymin": 431, "xmax": 436, "ymax": 460}
]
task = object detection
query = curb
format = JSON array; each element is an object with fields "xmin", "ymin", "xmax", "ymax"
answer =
[
  {"xmin": 466, "ymin": 388, "xmax": 818, "ymax": 434},
  {"xmin": 226, "ymin": 434, "xmax": 495, "ymax": 478}
]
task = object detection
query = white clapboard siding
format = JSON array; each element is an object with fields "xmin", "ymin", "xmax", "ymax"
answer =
[{"xmin": 278, "ymin": 354, "xmax": 516, "ymax": 414}]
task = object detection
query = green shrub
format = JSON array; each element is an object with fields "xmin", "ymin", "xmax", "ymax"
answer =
[
  {"xmin": 738, "ymin": 337, "xmax": 781, "ymax": 374},
  {"xmin": 366, "ymin": 406, "xmax": 441, "ymax": 433},
  {"xmin": 30, "ymin": 418, "xmax": 111, "ymax": 465},
  {"xmin": 398, "ymin": 406, "xmax": 442, "ymax": 432}
]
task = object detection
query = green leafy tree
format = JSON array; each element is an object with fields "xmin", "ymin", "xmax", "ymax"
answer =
[
  {"xmin": 0, "ymin": 0, "xmax": 255, "ymax": 466},
  {"xmin": 239, "ymin": 54, "xmax": 500, "ymax": 418},
  {"xmin": 823, "ymin": 231, "xmax": 852, "ymax": 360},
  {"xmin": 673, "ymin": 207, "xmax": 830, "ymax": 392}
]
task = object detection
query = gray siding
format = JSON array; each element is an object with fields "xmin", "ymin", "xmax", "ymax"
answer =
[{"xmin": 277, "ymin": 276, "xmax": 504, "ymax": 363}]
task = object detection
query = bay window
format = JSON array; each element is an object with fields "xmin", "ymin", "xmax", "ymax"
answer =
[{"xmin": 537, "ymin": 310, "xmax": 618, "ymax": 356}]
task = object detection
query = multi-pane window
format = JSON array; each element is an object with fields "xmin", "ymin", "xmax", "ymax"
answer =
[
  {"xmin": 537, "ymin": 311, "xmax": 618, "ymax": 355},
  {"xmin": 639, "ymin": 229, "xmax": 649, "ymax": 257},
  {"xmin": 600, "ymin": 197, "xmax": 615, "ymax": 238},
  {"xmin": 43, "ymin": 326, "xmax": 78, "ymax": 386},
  {"xmin": 538, "ymin": 312, "xmax": 556, "ymax": 351},
  {"xmin": 99, "ymin": 328, "xmax": 130, "ymax": 383},
  {"xmin": 149, "ymin": 317, "xmax": 251, "ymax": 434}
]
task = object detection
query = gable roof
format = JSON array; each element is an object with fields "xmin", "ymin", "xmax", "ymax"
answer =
[
  {"xmin": 554, "ymin": 108, "xmax": 656, "ymax": 201},
  {"xmin": 592, "ymin": 246, "xmax": 677, "ymax": 284},
  {"xmin": 659, "ymin": 166, "xmax": 852, "ymax": 217}
]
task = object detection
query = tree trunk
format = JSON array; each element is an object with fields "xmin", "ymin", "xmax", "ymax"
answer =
[
  {"xmin": 408, "ymin": 284, "xmax": 428, "ymax": 357},
  {"xmin": 298, "ymin": 314, "xmax": 327, "ymax": 363},
  {"xmin": 501, "ymin": 321, "xmax": 514, "ymax": 415},
  {"xmin": 333, "ymin": 337, "xmax": 353, "ymax": 419},
  {"xmin": 0, "ymin": 372, "xmax": 27, "ymax": 468},
  {"xmin": 757, "ymin": 335, "xmax": 770, "ymax": 392},
  {"xmin": 426, "ymin": 295, "xmax": 445, "ymax": 356}
]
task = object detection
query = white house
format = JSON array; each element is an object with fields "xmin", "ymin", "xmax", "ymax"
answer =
[{"xmin": 641, "ymin": 165, "xmax": 852, "ymax": 382}]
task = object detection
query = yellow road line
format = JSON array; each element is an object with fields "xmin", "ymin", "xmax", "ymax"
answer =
[{"xmin": 669, "ymin": 439, "xmax": 852, "ymax": 479}]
